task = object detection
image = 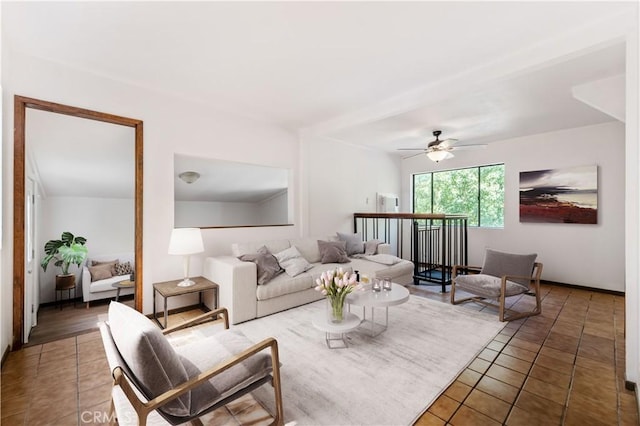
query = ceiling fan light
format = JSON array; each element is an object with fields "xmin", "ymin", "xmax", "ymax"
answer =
[
  {"xmin": 179, "ymin": 171, "xmax": 200, "ymax": 184},
  {"xmin": 426, "ymin": 151, "xmax": 453, "ymax": 162}
]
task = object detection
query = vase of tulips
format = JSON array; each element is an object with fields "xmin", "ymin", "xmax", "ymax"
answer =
[{"xmin": 314, "ymin": 267, "xmax": 360, "ymax": 323}]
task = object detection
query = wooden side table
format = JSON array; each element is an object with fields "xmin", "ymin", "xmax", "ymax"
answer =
[{"xmin": 152, "ymin": 276, "xmax": 219, "ymax": 329}]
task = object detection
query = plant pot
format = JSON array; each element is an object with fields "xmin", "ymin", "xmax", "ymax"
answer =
[{"xmin": 56, "ymin": 274, "xmax": 76, "ymax": 291}]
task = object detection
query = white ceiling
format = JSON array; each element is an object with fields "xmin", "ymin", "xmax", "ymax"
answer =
[
  {"xmin": 174, "ymin": 155, "xmax": 288, "ymax": 203},
  {"xmin": 3, "ymin": 1, "xmax": 633, "ymax": 199},
  {"xmin": 27, "ymin": 109, "xmax": 135, "ymax": 199}
]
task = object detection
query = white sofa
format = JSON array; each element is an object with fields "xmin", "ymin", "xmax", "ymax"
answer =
[
  {"xmin": 82, "ymin": 253, "xmax": 135, "ymax": 308},
  {"xmin": 204, "ymin": 237, "xmax": 414, "ymax": 324}
]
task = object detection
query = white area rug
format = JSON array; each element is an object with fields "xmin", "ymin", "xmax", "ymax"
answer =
[{"xmin": 225, "ymin": 296, "xmax": 506, "ymax": 426}]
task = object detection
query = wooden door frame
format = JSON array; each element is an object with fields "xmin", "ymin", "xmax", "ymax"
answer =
[{"xmin": 13, "ymin": 95, "xmax": 144, "ymax": 350}]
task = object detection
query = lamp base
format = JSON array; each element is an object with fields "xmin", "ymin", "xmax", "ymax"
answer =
[{"xmin": 177, "ymin": 278, "xmax": 196, "ymax": 287}]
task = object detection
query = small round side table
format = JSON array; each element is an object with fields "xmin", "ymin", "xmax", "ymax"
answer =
[{"xmin": 312, "ymin": 311, "xmax": 361, "ymax": 349}]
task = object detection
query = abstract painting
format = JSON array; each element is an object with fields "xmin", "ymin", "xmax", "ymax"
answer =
[{"xmin": 520, "ymin": 165, "xmax": 598, "ymax": 224}]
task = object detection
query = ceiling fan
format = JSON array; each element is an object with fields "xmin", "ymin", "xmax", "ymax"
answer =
[{"xmin": 398, "ymin": 130, "xmax": 485, "ymax": 162}]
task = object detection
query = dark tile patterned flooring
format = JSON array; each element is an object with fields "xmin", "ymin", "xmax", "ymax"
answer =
[
  {"xmin": 1, "ymin": 283, "xmax": 637, "ymax": 425},
  {"xmin": 411, "ymin": 283, "xmax": 638, "ymax": 425}
]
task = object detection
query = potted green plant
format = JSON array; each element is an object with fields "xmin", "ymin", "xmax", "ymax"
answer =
[{"xmin": 41, "ymin": 231, "xmax": 89, "ymax": 290}]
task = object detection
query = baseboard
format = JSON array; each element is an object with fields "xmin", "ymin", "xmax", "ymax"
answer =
[
  {"xmin": 37, "ymin": 296, "xmax": 84, "ymax": 309},
  {"xmin": 625, "ymin": 380, "xmax": 639, "ymax": 415},
  {"xmin": 38, "ymin": 294, "xmax": 134, "ymax": 309},
  {"xmin": 541, "ymin": 280, "xmax": 625, "ymax": 297},
  {"xmin": 1, "ymin": 344, "xmax": 10, "ymax": 368}
]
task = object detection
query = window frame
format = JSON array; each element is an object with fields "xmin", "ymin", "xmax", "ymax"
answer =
[{"xmin": 412, "ymin": 163, "xmax": 505, "ymax": 228}]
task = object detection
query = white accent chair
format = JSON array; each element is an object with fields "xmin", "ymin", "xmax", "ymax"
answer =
[{"xmin": 100, "ymin": 302, "xmax": 284, "ymax": 425}]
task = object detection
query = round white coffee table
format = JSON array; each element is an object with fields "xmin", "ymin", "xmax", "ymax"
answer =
[
  {"xmin": 312, "ymin": 311, "xmax": 361, "ymax": 349},
  {"xmin": 346, "ymin": 282, "xmax": 410, "ymax": 336}
]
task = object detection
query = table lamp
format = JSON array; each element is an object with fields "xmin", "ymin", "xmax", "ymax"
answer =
[{"xmin": 168, "ymin": 228, "xmax": 204, "ymax": 287}]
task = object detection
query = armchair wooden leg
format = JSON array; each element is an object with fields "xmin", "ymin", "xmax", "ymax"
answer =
[
  {"xmin": 500, "ymin": 293, "xmax": 542, "ymax": 322},
  {"xmin": 269, "ymin": 340, "xmax": 284, "ymax": 426}
]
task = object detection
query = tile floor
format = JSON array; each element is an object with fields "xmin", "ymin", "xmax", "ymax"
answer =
[
  {"xmin": 0, "ymin": 310, "xmax": 272, "ymax": 425},
  {"xmin": 1, "ymin": 284, "xmax": 637, "ymax": 425},
  {"xmin": 412, "ymin": 283, "xmax": 638, "ymax": 425}
]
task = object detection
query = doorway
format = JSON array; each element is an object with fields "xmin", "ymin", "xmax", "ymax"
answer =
[{"xmin": 13, "ymin": 96, "xmax": 144, "ymax": 350}]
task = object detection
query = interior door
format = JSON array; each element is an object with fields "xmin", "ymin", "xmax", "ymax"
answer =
[{"xmin": 24, "ymin": 177, "xmax": 37, "ymax": 342}]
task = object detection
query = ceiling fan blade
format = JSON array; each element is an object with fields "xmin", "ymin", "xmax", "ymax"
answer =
[
  {"xmin": 397, "ymin": 148, "xmax": 427, "ymax": 151},
  {"xmin": 449, "ymin": 144, "xmax": 487, "ymax": 151},
  {"xmin": 401, "ymin": 151, "xmax": 427, "ymax": 159},
  {"xmin": 438, "ymin": 138, "xmax": 459, "ymax": 148}
]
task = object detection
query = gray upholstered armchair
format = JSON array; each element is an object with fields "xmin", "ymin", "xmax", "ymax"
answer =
[
  {"xmin": 100, "ymin": 302, "xmax": 283, "ymax": 425},
  {"xmin": 451, "ymin": 248, "xmax": 543, "ymax": 322}
]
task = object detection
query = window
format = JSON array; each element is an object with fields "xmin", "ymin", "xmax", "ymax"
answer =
[{"xmin": 413, "ymin": 164, "xmax": 504, "ymax": 227}]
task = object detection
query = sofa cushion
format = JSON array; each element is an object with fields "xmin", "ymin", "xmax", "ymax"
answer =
[
  {"xmin": 108, "ymin": 302, "xmax": 191, "ymax": 417},
  {"xmin": 454, "ymin": 274, "xmax": 529, "ymax": 298},
  {"xmin": 349, "ymin": 258, "xmax": 413, "ymax": 281},
  {"xmin": 481, "ymin": 249, "xmax": 536, "ymax": 287},
  {"xmin": 317, "ymin": 240, "xmax": 349, "ymax": 264},
  {"xmin": 364, "ymin": 254, "xmax": 403, "ymax": 265},
  {"xmin": 89, "ymin": 264, "xmax": 114, "ymax": 281},
  {"xmin": 113, "ymin": 261, "xmax": 134, "ymax": 276},
  {"xmin": 307, "ymin": 263, "xmax": 354, "ymax": 280},
  {"xmin": 364, "ymin": 239, "xmax": 381, "ymax": 255},
  {"xmin": 274, "ymin": 246, "xmax": 312, "ymax": 277},
  {"xmin": 89, "ymin": 275, "xmax": 132, "ymax": 293},
  {"xmin": 337, "ymin": 232, "xmax": 365, "ymax": 256},
  {"xmin": 174, "ymin": 329, "xmax": 273, "ymax": 416},
  {"xmin": 290, "ymin": 238, "xmax": 322, "ymax": 263},
  {"xmin": 238, "ymin": 246, "xmax": 283, "ymax": 285},
  {"xmin": 256, "ymin": 272, "xmax": 314, "ymax": 301}
]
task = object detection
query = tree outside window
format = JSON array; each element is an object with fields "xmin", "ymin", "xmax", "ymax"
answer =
[{"xmin": 413, "ymin": 164, "xmax": 504, "ymax": 228}]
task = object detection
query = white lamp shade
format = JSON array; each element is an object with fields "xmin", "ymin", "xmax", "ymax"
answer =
[
  {"xmin": 426, "ymin": 150, "xmax": 454, "ymax": 162},
  {"xmin": 168, "ymin": 228, "xmax": 204, "ymax": 255}
]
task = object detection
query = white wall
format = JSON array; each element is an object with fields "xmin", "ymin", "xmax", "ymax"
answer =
[
  {"xmin": 175, "ymin": 200, "xmax": 261, "ymax": 228},
  {"xmin": 38, "ymin": 196, "xmax": 134, "ymax": 303},
  {"xmin": 303, "ymin": 135, "xmax": 402, "ymax": 237},
  {"xmin": 1, "ymin": 48, "xmax": 302, "ymax": 323},
  {"xmin": 402, "ymin": 121, "xmax": 625, "ymax": 291},
  {"xmin": 175, "ymin": 191, "xmax": 288, "ymax": 228},
  {"xmin": 258, "ymin": 190, "xmax": 288, "ymax": 225}
]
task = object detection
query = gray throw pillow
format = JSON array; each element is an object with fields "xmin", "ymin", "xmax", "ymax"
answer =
[
  {"xmin": 108, "ymin": 301, "xmax": 191, "ymax": 416},
  {"xmin": 274, "ymin": 246, "xmax": 313, "ymax": 277},
  {"xmin": 238, "ymin": 245, "xmax": 283, "ymax": 285},
  {"xmin": 317, "ymin": 240, "xmax": 350, "ymax": 264},
  {"xmin": 336, "ymin": 232, "xmax": 365, "ymax": 256},
  {"xmin": 481, "ymin": 249, "xmax": 537, "ymax": 287}
]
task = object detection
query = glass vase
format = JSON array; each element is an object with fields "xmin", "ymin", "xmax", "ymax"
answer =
[{"xmin": 327, "ymin": 296, "xmax": 345, "ymax": 323}]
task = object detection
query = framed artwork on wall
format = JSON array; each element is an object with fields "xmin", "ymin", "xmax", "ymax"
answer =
[{"xmin": 519, "ymin": 165, "xmax": 598, "ymax": 224}]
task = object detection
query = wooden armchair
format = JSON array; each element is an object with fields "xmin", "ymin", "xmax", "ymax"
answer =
[
  {"xmin": 450, "ymin": 248, "xmax": 543, "ymax": 322},
  {"xmin": 100, "ymin": 302, "xmax": 283, "ymax": 425}
]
